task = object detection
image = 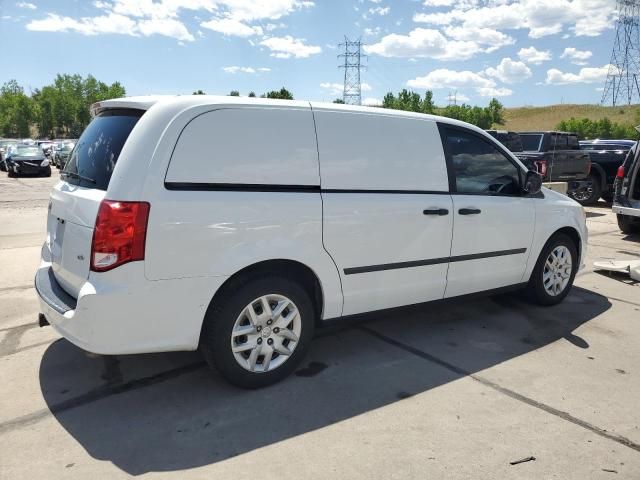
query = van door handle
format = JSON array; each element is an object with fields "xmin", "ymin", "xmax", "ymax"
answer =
[
  {"xmin": 458, "ymin": 208, "xmax": 481, "ymax": 215},
  {"xmin": 423, "ymin": 208, "xmax": 449, "ymax": 216}
]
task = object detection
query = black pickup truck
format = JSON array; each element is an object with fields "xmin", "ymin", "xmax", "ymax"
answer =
[
  {"xmin": 579, "ymin": 139, "xmax": 636, "ymax": 204},
  {"xmin": 515, "ymin": 132, "xmax": 592, "ymax": 203}
]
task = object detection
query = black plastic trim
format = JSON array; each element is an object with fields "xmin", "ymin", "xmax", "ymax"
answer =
[
  {"xmin": 165, "ymin": 182, "xmax": 451, "ymax": 195},
  {"xmin": 35, "ymin": 267, "xmax": 77, "ymax": 315},
  {"xmin": 165, "ymin": 182, "xmax": 320, "ymax": 193},
  {"xmin": 344, "ymin": 248, "xmax": 527, "ymax": 275},
  {"xmin": 322, "ymin": 189, "xmax": 449, "ymax": 194}
]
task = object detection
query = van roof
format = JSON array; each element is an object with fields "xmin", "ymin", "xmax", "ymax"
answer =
[{"xmin": 90, "ymin": 95, "xmax": 491, "ymax": 135}]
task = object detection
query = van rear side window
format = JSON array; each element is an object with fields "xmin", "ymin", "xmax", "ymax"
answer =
[{"xmin": 63, "ymin": 109, "xmax": 143, "ymax": 190}]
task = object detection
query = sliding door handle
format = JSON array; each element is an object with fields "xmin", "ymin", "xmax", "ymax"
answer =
[
  {"xmin": 458, "ymin": 208, "xmax": 481, "ymax": 215},
  {"xmin": 423, "ymin": 208, "xmax": 449, "ymax": 216}
]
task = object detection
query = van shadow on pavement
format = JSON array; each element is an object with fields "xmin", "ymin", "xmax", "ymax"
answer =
[{"xmin": 39, "ymin": 287, "xmax": 610, "ymax": 475}]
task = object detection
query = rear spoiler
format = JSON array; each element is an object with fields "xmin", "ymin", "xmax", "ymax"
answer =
[{"xmin": 90, "ymin": 96, "xmax": 165, "ymax": 117}]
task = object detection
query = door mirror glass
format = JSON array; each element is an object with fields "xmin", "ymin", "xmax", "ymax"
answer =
[{"xmin": 524, "ymin": 170, "xmax": 543, "ymax": 195}]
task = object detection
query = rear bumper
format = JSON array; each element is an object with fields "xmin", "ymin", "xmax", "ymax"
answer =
[
  {"xmin": 613, "ymin": 205, "xmax": 640, "ymax": 218},
  {"xmin": 35, "ymin": 252, "xmax": 228, "ymax": 355}
]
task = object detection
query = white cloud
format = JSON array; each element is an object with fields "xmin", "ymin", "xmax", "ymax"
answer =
[
  {"xmin": 560, "ymin": 47, "xmax": 593, "ymax": 65},
  {"xmin": 321, "ymin": 82, "xmax": 371, "ymax": 96},
  {"xmin": 476, "ymin": 86, "xmax": 513, "ymax": 97},
  {"xmin": 413, "ymin": 0, "xmax": 616, "ymax": 38},
  {"xmin": 407, "ymin": 68, "xmax": 513, "ymax": 97},
  {"xmin": 518, "ymin": 46, "xmax": 552, "ymax": 64},
  {"xmin": 137, "ymin": 17, "xmax": 195, "ymax": 41},
  {"xmin": 200, "ymin": 18, "xmax": 262, "ymax": 37},
  {"xmin": 260, "ymin": 35, "xmax": 321, "ymax": 58},
  {"xmin": 407, "ymin": 69, "xmax": 494, "ymax": 90},
  {"xmin": 365, "ymin": 24, "xmax": 515, "ymax": 61},
  {"xmin": 223, "ymin": 66, "xmax": 271, "ymax": 74},
  {"xmin": 369, "ymin": 6, "xmax": 390, "ymax": 16},
  {"xmin": 363, "ymin": 26, "xmax": 382, "ymax": 37},
  {"xmin": 363, "ymin": 97, "xmax": 382, "ymax": 106},
  {"xmin": 485, "ymin": 57, "xmax": 532, "ymax": 83},
  {"xmin": 365, "ymin": 28, "xmax": 482, "ymax": 60},
  {"xmin": 545, "ymin": 64, "xmax": 614, "ymax": 85},
  {"xmin": 16, "ymin": 2, "xmax": 36, "ymax": 9},
  {"xmin": 320, "ymin": 82, "xmax": 343, "ymax": 96},
  {"xmin": 442, "ymin": 26, "xmax": 514, "ymax": 51},
  {"xmin": 26, "ymin": 12, "xmax": 142, "ymax": 37},
  {"xmin": 25, "ymin": 0, "xmax": 315, "ymax": 43}
]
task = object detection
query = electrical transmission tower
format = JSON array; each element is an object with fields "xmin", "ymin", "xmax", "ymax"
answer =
[
  {"xmin": 338, "ymin": 37, "xmax": 366, "ymax": 105},
  {"xmin": 601, "ymin": 0, "xmax": 640, "ymax": 105}
]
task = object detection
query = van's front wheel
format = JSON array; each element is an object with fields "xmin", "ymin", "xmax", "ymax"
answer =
[
  {"xmin": 528, "ymin": 233, "xmax": 578, "ymax": 306},
  {"xmin": 200, "ymin": 276, "xmax": 315, "ymax": 388}
]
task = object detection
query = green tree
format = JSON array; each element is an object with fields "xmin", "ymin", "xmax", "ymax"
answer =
[
  {"xmin": 422, "ymin": 90, "xmax": 435, "ymax": 114},
  {"xmin": 333, "ymin": 98, "xmax": 345, "ymax": 104},
  {"xmin": 0, "ymin": 80, "xmax": 34, "ymax": 137},
  {"xmin": 193, "ymin": 89, "xmax": 206, "ymax": 95},
  {"xmin": 248, "ymin": 91, "xmax": 256, "ymax": 98},
  {"xmin": 228, "ymin": 90, "xmax": 240, "ymax": 96},
  {"xmin": 264, "ymin": 87, "xmax": 294, "ymax": 100},
  {"xmin": 487, "ymin": 98, "xmax": 504, "ymax": 126}
]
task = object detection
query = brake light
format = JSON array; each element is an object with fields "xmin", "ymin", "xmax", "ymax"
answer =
[
  {"xmin": 616, "ymin": 165, "xmax": 625, "ymax": 179},
  {"xmin": 533, "ymin": 159, "xmax": 548, "ymax": 177},
  {"xmin": 91, "ymin": 200, "xmax": 150, "ymax": 272}
]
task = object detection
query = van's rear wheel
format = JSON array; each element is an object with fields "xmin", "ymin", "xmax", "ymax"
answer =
[
  {"xmin": 528, "ymin": 233, "xmax": 578, "ymax": 306},
  {"xmin": 200, "ymin": 276, "xmax": 315, "ymax": 388}
]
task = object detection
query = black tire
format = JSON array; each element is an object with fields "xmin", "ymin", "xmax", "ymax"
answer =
[
  {"xmin": 200, "ymin": 275, "xmax": 315, "ymax": 388},
  {"xmin": 617, "ymin": 214, "xmax": 640, "ymax": 234},
  {"xmin": 601, "ymin": 191, "xmax": 613, "ymax": 203},
  {"xmin": 527, "ymin": 233, "xmax": 578, "ymax": 306},
  {"xmin": 41, "ymin": 166, "xmax": 52, "ymax": 177},
  {"xmin": 0, "ymin": 161, "xmax": 5, "ymax": 172},
  {"xmin": 570, "ymin": 173, "xmax": 602, "ymax": 205},
  {"xmin": 7, "ymin": 169, "xmax": 15, "ymax": 178}
]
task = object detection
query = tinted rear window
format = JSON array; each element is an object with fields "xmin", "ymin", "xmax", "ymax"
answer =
[
  {"xmin": 63, "ymin": 109, "xmax": 143, "ymax": 190},
  {"xmin": 520, "ymin": 134, "xmax": 543, "ymax": 151}
]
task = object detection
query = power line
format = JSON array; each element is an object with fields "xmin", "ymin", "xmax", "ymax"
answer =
[
  {"xmin": 338, "ymin": 36, "xmax": 367, "ymax": 105},
  {"xmin": 601, "ymin": 0, "xmax": 640, "ymax": 105}
]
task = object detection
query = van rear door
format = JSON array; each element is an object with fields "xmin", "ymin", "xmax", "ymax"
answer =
[{"xmin": 45, "ymin": 109, "xmax": 143, "ymax": 297}]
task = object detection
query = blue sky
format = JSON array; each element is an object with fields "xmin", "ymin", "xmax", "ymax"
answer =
[{"xmin": 0, "ymin": 0, "xmax": 621, "ymax": 107}]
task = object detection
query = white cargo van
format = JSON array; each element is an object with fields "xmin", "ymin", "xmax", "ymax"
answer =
[{"xmin": 35, "ymin": 96, "xmax": 588, "ymax": 388}]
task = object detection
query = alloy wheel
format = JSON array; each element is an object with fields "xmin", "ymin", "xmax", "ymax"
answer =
[
  {"xmin": 230, "ymin": 294, "xmax": 301, "ymax": 373},
  {"xmin": 543, "ymin": 245, "xmax": 573, "ymax": 296}
]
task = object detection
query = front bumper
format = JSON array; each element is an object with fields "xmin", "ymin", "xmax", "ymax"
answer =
[
  {"xmin": 35, "ymin": 247, "xmax": 227, "ymax": 355},
  {"xmin": 8, "ymin": 161, "xmax": 47, "ymax": 175}
]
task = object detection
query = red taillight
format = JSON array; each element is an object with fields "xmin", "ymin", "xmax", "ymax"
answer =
[
  {"xmin": 91, "ymin": 200, "xmax": 150, "ymax": 272},
  {"xmin": 533, "ymin": 159, "xmax": 548, "ymax": 177},
  {"xmin": 616, "ymin": 165, "xmax": 625, "ymax": 179}
]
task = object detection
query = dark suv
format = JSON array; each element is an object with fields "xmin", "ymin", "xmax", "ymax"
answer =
[
  {"xmin": 613, "ymin": 145, "xmax": 640, "ymax": 233},
  {"xmin": 580, "ymin": 139, "xmax": 636, "ymax": 203}
]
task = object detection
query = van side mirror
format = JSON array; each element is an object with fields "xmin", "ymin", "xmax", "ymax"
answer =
[{"xmin": 524, "ymin": 170, "xmax": 543, "ymax": 195}]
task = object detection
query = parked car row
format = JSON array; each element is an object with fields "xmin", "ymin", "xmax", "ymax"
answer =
[
  {"xmin": 1, "ymin": 143, "xmax": 51, "ymax": 177},
  {"xmin": 0, "ymin": 137, "xmax": 76, "ymax": 177},
  {"xmin": 487, "ymin": 130, "xmax": 636, "ymax": 206}
]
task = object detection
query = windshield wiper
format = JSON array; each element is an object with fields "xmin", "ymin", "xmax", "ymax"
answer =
[{"xmin": 61, "ymin": 171, "xmax": 96, "ymax": 184}]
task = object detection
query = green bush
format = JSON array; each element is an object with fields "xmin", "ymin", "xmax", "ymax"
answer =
[{"xmin": 556, "ymin": 117, "xmax": 639, "ymax": 140}]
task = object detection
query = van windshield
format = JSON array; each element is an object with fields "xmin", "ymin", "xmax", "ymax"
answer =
[{"xmin": 63, "ymin": 109, "xmax": 143, "ymax": 190}]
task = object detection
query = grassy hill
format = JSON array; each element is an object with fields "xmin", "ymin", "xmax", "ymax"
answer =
[{"xmin": 502, "ymin": 104, "xmax": 640, "ymax": 131}]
